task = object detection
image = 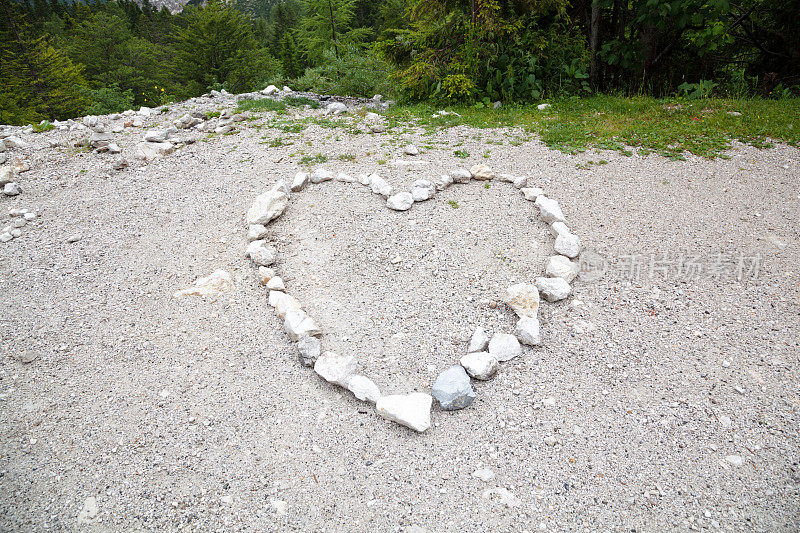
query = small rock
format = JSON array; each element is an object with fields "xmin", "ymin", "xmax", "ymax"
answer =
[
  {"xmin": 514, "ymin": 316, "xmax": 541, "ymax": 346},
  {"xmin": 535, "ymin": 196, "xmax": 566, "ymax": 223},
  {"xmin": 291, "ymin": 171, "xmax": 309, "ymax": 192},
  {"xmin": 143, "ymin": 129, "xmax": 167, "ymax": 142},
  {"xmin": 521, "ymin": 187, "xmax": 545, "ymax": 201},
  {"xmin": 220, "ymin": 495, "xmax": 233, "ymax": 505},
  {"xmin": 472, "ymin": 468, "xmax": 495, "ymax": 482},
  {"xmin": 513, "ymin": 176, "xmax": 528, "ymax": 189},
  {"xmin": 247, "ymin": 224, "xmax": 268, "ymax": 241},
  {"xmin": 376, "ymin": 393, "xmax": 432, "ymax": 432},
  {"xmin": 387, "ymin": 192, "xmax": 413, "ymax": 211},
  {"xmin": 173, "ymin": 270, "xmax": 233, "ymax": 298},
  {"xmin": 3, "ymin": 182, "xmax": 21, "ymax": 196},
  {"xmin": 297, "ymin": 335, "xmax": 322, "ymax": 367},
  {"xmin": 433, "ymin": 174, "xmax": 453, "ymax": 191},
  {"xmin": 368, "ymin": 174, "xmax": 393, "ymax": 197},
  {"xmin": 347, "ymin": 375, "xmax": 381, "ymax": 403},
  {"xmin": 725, "ymin": 455, "xmax": 744, "ymax": 467},
  {"xmin": 545, "ymin": 255, "xmax": 579, "ymax": 282},
  {"xmin": 432, "ymin": 365, "xmax": 475, "ymax": 410},
  {"xmin": 246, "ymin": 184, "xmax": 288, "ymax": 225},
  {"xmin": 0, "ymin": 233, "xmax": 12, "ymax": 242},
  {"xmin": 336, "ymin": 172, "xmax": 355, "ymax": 183},
  {"xmin": 77, "ymin": 496, "xmax": 98, "ymax": 524},
  {"xmin": 450, "ymin": 169, "xmax": 471, "ymax": 184},
  {"xmin": 505, "ymin": 283, "xmax": 540, "ymax": 318},
  {"xmin": 468, "ymin": 326, "xmax": 490, "ymax": 353},
  {"xmin": 482, "ymin": 487, "xmax": 521, "ymax": 508},
  {"xmin": 257, "ymin": 266, "xmax": 275, "ymax": 285},
  {"xmin": 488, "ymin": 333, "xmax": 522, "ymax": 362},
  {"xmin": 551, "ymin": 221, "xmax": 571, "ymax": 236},
  {"xmin": 13, "ymin": 350, "xmax": 39, "ymax": 364},
  {"xmin": 460, "ymin": 352, "xmax": 498, "ymax": 380},
  {"xmin": 269, "ymin": 498, "xmax": 287, "ymax": 516},
  {"xmin": 269, "ymin": 291, "xmax": 302, "ymax": 319},
  {"xmin": 310, "ymin": 168, "xmax": 333, "ymax": 184},
  {"xmin": 266, "ymin": 276, "xmax": 285, "ymax": 291},
  {"xmin": 66, "ymin": 234, "xmax": 82, "ymax": 243},
  {"xmin": 554, "ymin": 233, "xmax": 582, "ymax": 258},
  {"xmin": 410, "ymin": 180, "xmax": 435, "ymax": 202},
  {"xmin": 10, "ymin": 228, "xmax": 21, "ymax": 238},
  {"xmin": 314, "ymin": 351, "xmax": 357, "ymax": 386},
  {"xmin": 326, "ymin": 102, "xmax": 347, "ymax": 114},
  {"xmin": 470, "ymin": 164, "xmax": 494, "ymax": 180},
  {"xmin": 405, "ymin": 144, "xmax": 419, "ymax": 156},
  {"xmin": 246, "ymin": 240, "xmax": 277, "ymax": 266},
  {"xmin": 0, "ymin": 166, "xmax": 15, "ymax": 186},
  {"xmin": 537, "ymin": 103, "xmax": 551, "ymax": 110},
  {"xmin": 536, "ymin": 276, "xmax": 571, "ymax": 302},
  {"xmin": 284, "ymin": 309, "xmax": 321, "ymax": 341}
]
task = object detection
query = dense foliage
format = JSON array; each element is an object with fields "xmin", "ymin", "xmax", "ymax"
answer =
[{"xmin": 0, "ymin": 0, "xmax": 797, "ymax": 124}]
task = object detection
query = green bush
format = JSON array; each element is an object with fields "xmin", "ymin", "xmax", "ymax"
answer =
[
  {"xmin": 291, "ymin": 46, "xmax": 392, "ymax": 97},
  {"xmin": 79, "ymin": 84, "xmax": 135, "ymax": 115}
]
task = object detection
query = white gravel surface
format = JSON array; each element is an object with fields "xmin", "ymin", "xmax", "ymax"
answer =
[{"xmin": 0, "ymin": 94, "xmax": 799, "ymax": 531}]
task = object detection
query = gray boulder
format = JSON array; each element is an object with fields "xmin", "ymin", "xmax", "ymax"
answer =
[{"xmin": 432, "ymin": 365, "xmax": 475, "ymax": 410}]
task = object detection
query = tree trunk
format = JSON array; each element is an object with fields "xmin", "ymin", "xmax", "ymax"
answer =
[
  {"xmin": 589, "ymin": 0, "xmax": 600, "ymax": 90},
  {"xmin": 328, "ymin": 0, "xmax": 339, "ymax": 60}
]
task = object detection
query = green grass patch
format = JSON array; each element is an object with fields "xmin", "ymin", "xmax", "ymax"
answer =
[
  {"xmin": 32, "ymin": 121, "xmax": 54, "ymax": 133},
  {"xmin": 300, "ymin": 153, "xmax": 328, "ymax": 166},
  {"xmin": 338, "ymin": 153, "xmax": 356, "ymax": 161},
  {"xmin": 237, "ymin": 98, "xmax": 287, "ymax": 114},
  {"xmin": 383, "ymin": 96, "xmax": 800, "ymax": 159},
  {"xmin": 286, "ymin": 96, "xmax": 321, "ymax": 109},
  {"xmin": 454, "ymin": 149, "xmax": 470, "ymax": 158}
]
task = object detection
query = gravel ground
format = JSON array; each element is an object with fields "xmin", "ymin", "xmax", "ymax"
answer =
[{"xmin": 0, "ymin": 95, "xmax": 798, "ymax": 532}]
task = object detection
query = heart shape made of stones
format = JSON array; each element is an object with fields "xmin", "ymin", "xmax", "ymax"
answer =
[{"xmin": 244, "ymin": 164, "xmax": 583, "ymax": 432}]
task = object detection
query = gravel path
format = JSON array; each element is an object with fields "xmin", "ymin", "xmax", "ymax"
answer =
[{"xmin": 1, "ymin": 96, "xmax": 798, "ymax": 531}]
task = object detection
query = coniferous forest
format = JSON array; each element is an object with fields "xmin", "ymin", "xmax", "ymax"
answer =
[{"xmin": 1, "ymin": 0, "xmax": 798, "ymax": 124}]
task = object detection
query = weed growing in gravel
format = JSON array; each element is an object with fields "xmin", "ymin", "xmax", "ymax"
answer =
[
  {"xmin": 338, "ymin": 153, "xmax": 356, "ymax": 161},
  {"xmin": 286, "ymin": 96, "xmax": 321, "ymax": 109},
  {"xmin": 300, "ymin": 153, "xmax": 328, "ymax": 165},
  {"xmin": 382, "ymin": 96, "xmax": 800, "ymax": 159},
  {"xmin": 264, "ymin": 137, "xmax": 290, "ymax": 147},
  {"xmin": 484, "ymin": 183, "xmax": 491, "ymax": 188},
  {"xmin": 238, "ymin": 99, "xmax": 287, "ymax": 114},
  {"xmin": 454, "ymin": 150, "xmax": 469, "ymax": 158},
  {"xmin": 377, "ymin": 159, "xmax": 387, "ymax": 165},
  {"xmin": 207, "ymin": 111, "xmax": 221, "ymax": 119},
  {"xmin": 576, "ymin": 160, "xmax": 609, "ymax": 170},
  {"xmin": 32, "ymin": 121, "xmax": 54, "ymax": 133},
  {"xmin": 448, "ymin": 200, "xmax": 459, "ymax": 208}
]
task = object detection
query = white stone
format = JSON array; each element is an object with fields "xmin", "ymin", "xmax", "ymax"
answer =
[
  {"xmin": 387, "ymin": 192, "xmax": 413, "ymax": 211},
  {"xmin": 554, "ymin": 233, "xmax": 582, "ymax": 258},
  {"xmin": 347, "ymin": 375, "xmax": 381, "ymax": 403},
  {"xmin": 0, "ymin": 233, "xmax": 12, "ymax": 242},
  {"xmin": 470, "ymin": 164, "xmax": 494, "ymax": 180},
  {"xmin": 326, "ymin": 102, "xmax": 347, "ymax": 114},
  {"xmin": 521, "ymin": 187, "xmax": 545, "ymax": 201},
  {"xmin": 433, "ymin": 174, "xmax": 453, "ymax": 191},
  {"xmin": 357, "ymin": 174, "xmax": 370, "ymax": 185},
  {"xmin": 0, "ymin": 166, "xmax": 15, "ymax": 186},
  {"xmin": 269, "ymin": 291, "xmax": 302, "ymax": 319},
  {"xmin": 3, "ymin": 136, "xmax": 29, "ymax": 150},
  {"xmin": 77, "ymin": 496, "xmax": 98, "ymax": 524},
  {"xmin": 135, "ymin": 141, "xmax": 173, "ymax": 160},
  {"xmin": 404, "ymin": 144, "xmax": 419, "ymax": 156},
  {"xmin": 368, "ymin": 174, "xmax": 393, "ymax": 197},
  {"xmin": 450, "ymin": 169, "xmax": 471, "ymax": 184},
  {"xmin": 482, "ymin": 487, "xmax": 521, "ymax": 508},
  {"xmin": 535, "ymin": 196, "xmax": 566, "ymax": 223},
  {"xmin": 537, "ymin": 103, "xmax": 551, "ymax": 110},
  {"xmin": 725, "ymin": 455, "xmax": 744, "ymax": 467},
  {"xmin": 262, "ymin": 85, "xmax": 278, "ymax": 95},
  {"xmin": 291, "ymin": 171, "xmax": 309, "ymax": 191},
  {"xmin": 284, "ymin": 309, "xmax": 321, "ymax": 341},
  {"xmin": 410, "ymin": 180, "xmax": 435, "ymax": 202},
  {"xmin": 173, "ymin": 270, "xmax": 233, "ymax": 298},
  {"xmin": 246, "ymin": 240, "xmax": 277, "ymax": 266},
  {"xmin": 514, "ymin": 316, "xmax": 541, "ymax": 346},
  {"xmin": 488, "ymin": 333, "xmax": 522, "ymax": 362},
  {"xmin": 536, "ymin": 276, "xmax": 571, "ymax": 302},
  {"xmin": 314, "ymin": 352, "xmax": 356, "ymax": 386},
  {"xmin": 336, "ymin": 172, "xmax": 355, "ymax": 183},
  {"xmin": 3, "ymin": 182, "xmax": 20, "ymax": 196},
  {"xmin": 505, "ymin": 283, "xmax": 540, "ymax": 318},
  {"xmin": 247, "ymin": 224, "xmax": 268, "ymax": 241},
  {"xmin": 376, "ymin": 393, "xmax": 432, "ymax": 432},
  {"xmin": 257, "ymin": 266, "xmax": 275, "ymax": 285},
  {"xmin": 247, "ymin": 185, "xmax": 288, "ymax": 225},
  {"xmin": 138, "ymin": 106, "xmax": 152, "ymax": 116},
  {"xmin": 144, "ymin": 129, "xmax": 167, "ymax": 142},
  {"xmin": 297, "ymin": 335, "xmax": 321, "ymax": 367},
  {"xmin": 551, "ymin": 221, "xmax": 571, "ymax": 236},
  {"xmin": 545, "ymin": 255, "xmax": 579, "ymax": 282},
  {"xmin": 266, "ymin": 276, "xmax": 285, "ymax": 291},
  {"xmin": 310, "ymin": 168, "xmax": 333, "ymax": 183},
  {"xmin": 460, "ymin": 352, "xmax": 498, "ymax": 380},
  {"xmin": 472, "ymin": 468, "xmax": 496, "ymax": 482},
  {"xmin": 467, "ymin": 326, "xmax": 489, "ymax": 353},
  {"xmin": 513, "ymin": 176, "xmax": 528, "ymax": 189}
]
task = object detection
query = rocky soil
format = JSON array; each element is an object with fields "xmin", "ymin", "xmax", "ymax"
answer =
[{"xmin": 0, "ymin": 89, "xmax": 798, "ymax": 531}]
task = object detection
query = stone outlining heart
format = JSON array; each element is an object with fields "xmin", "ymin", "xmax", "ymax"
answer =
[{"xmin": 245, "ymin": 164, "xmax": 582, "ymax": 432}]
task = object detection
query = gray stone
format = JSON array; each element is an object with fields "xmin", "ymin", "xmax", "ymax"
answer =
[
  {"xmin": 433, "ymin": 174, "xmax": 453, "ymax": 191},
  {"xmin": 404, "ymin": 144, "xmax": 419, "ymax": 156},
  {"xmin": 460, "ymin": 352, "xmax": 498, "ymax": 380},
  {"xmin": 291, "ymin": 171, "xmax": 309, "ymax": 191},
  {"xmin": 514, "ymin": 316, "xmax": 541, "ymax": 346},
  {"xmin": 144, "ymin": 130, "xmax": 167, "ymax": 142},
  {"xmin": 432, "ymin": 365, "xmax": 475, "ymax": 410},
  {"xmin": 297, "ymin": 335, "xmax": 321, "ymax": 367},
  {"xmin": 488, "ymin": 333, "xmax": 522, "ymax": 362},
  {"xmin": 386, "ymin": 192, "xmax": 413, "ymax": 211},
  {"xmin": 554, "ymin": 233, "xmax": 582, "ymax": 258},
  {"xmin": 284, "ymin": 309, "xmax": 321, "ymax": 341},
  {"xmin": 0, "ymin": 166, "xmax": 15, "ymax": 186},
  {"xmin": 535, "ymin": 276, "xmax": 572, "ymax": 302}
]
